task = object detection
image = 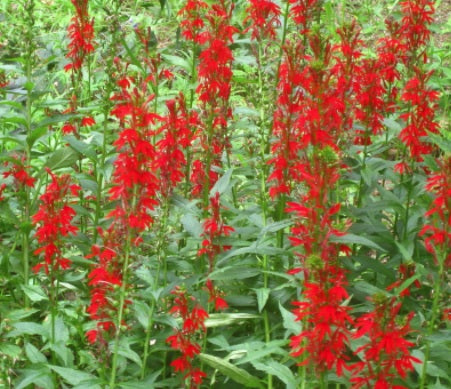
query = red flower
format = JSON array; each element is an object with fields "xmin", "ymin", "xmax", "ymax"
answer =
[
  {"xmin": 167, "ymin": 287, "xmax": 208, "ymax": 388},
  {"xmin": 399, "ymin": 0, "xmax": 435, "ymax": 63},
  {"xmin": 155, "ymin": 93, "xmax": 195, "ymax": 197},
  {"xmin": 399, "ymin": 69, "xmax": 439, "ymax": 161},
  {"xmin": 66, "ymin": 0, "xmax": 95, "ymax": 72},
  {"xmin": 244, "ymin": 0, "xmax": 281, "ymax": 41},
  {"xmin": 178, "ymin": 0, "xmax": 208, "ymax": 43},
  {"xmin": 198, "ymin": 192, "xmax": 234, "ymax": 272},
  {"xmin": 81, "ymin": 116, "xmax": 96, "ymax": 127},
  {"xmin": 205, "ymin": 279, "xmax": 228, "ymax": 311},
  {"xmin": 351, "ymin": 296, "xmax": 421, "ymax": 388},
  {"xmin": 32, "ymin": 169, "xmax": 79, "ymax": 274},
  {"xmin": 290, "ymin": 264, "xmax": 353, "ymax": 377},
  {"xmin": 289, "ymin": 0, "xmax": 322, "ymax": 33},
  {"xmin": 420, "ymin": 156, "xmax": 451, "ymax": 267},
  {"xmin": 0, "ymin": 183, "xmax": 6, "ymax": 201},
  {"xmin": 62, "ymin": 122, "xmax": 77, "ymax": 134},
  {"xmin": 3, "ymin": 156, "xmax": 35, "ymax": 189}
]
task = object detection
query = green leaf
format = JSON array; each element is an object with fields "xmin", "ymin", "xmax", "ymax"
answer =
[
  {"xmin": 49, "ymin": 365, "xmax": 96, "ymax": 385},
  {"xmin": 15, "ymin": 368, "xmax": 54, "ymax": 389},
  {"xmin": 45, "ymin": 147, "xmax": 79, "ymax": 170},
  {"xmin": 252, "ymin": 361, "xmax": 297, "ymax": 389},
  {"xmin": 253, "ymin": 288, "xmax": 270, "ymax": 313},
  {"xmin": 73, "ymin": 382, "xmax": 102, "ymax": 389},
  {"xmin": 65, "ymin": 135, "xmax": 97, "ymax": 160},
  {"xmin": 205, "ymin": 313, "xmax": 259, "ymax": 328},
  {"xmin": 7, "ymin": 322, "xmax": 48, "ymax": 338},
  {"xmin": 50, "ymin": 341, "xmax": 74, "ymax": 367},
  {"xmin": 279, "ymin": 303, "xmax": 301, "ymax": 335},
  {"xmin": 181, "ymin": 213, "xmax": 202, "ymax": 238},
  {"xmin": 235, "ymin": 341, "xmax": 286, "ymax": 365},
  {"xmin": 0, "ymin": 343, "xmax": 22, "ymax": 358},
  {"xmin": 25, "ymin": 343, "xmax": 47, "ymax": 364},
  {"xmin": 134, "ymin": 300, "xmax": 151, "ymax": 329},
  {"xmin": 261, "ymin": 220, "xmax": 292, "ymax": 235},
  {"xmin": 210, "ymin": 168, "xmax": 233, "ymax": 197},
  {"xmin": 0, "ymin": 134, "xmax": 26, "ymax": 146},
  {"xmin": 27, "ymin": 126, "xmax": 48, "ymax": 148},
  {"xmin": 21, "ymin": 284, "xmax": 48, "ymax": 302},
  {"xmin": 161, "ymin": 54, "xmax": 190, "ymax": 72},
  {"xmin": 428, "ymin": 132, "xmax": 451, "ymax": 153},
  {"xmin": 199, "ymin": 353, "xmax": 264, "ymax": 388},
  {"xmin": 5, "ymin": 308, "xmax": 39, "ymax": 321},
  {"xmin": 394, "ymin": 240, "xmax": 414, "ymax": 261},
  {"xmin": 117, "ymin": 338, "xmax": 142, "ymax": 367},
  {"xmin": 118, "ymin": 370, "xmax": 161, "ymax": 388},
  {"xmin": 354, "ymin": 281, "xmax": 390, "ymax": 298},
  {"xmin": 209, "ymin": 266, "xmax": 260, "ymax": 281},
  {"xmin": 394, "ymin": 274, "xmax": 420, "ymax": 296},
  {"xmin": 330, "ymin": 233, "xmax": 386, "ymax": 252}
]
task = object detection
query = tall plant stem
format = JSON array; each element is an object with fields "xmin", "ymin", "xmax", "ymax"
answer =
[
  {"xmin": 141, "ymin": 199, "xmax": 170, "ymax": 378},
  {"xmin": 420, "ymin": 254, "xmax": 445, "ymax": 389},
  {"xmin": 22, "ymin": 0, "xmax": 36, "ymax": 308},
  {"xmin": 184, "ymin": 41, "xmax": 198, "ymax": 199},
  {"xmin": 256, "ymin": 40, "xmax": 273, "ymax": 389},
  {"xmin": 93, "ymin": 0, "xmax": 121, "ymax": 242},
  {"xmin": 273, "ymin": 0, "xmax": 291, "ymax": 105},
  {"xmin": 109, "ymin": 228, "xmax": 133, "ymax": 388}
]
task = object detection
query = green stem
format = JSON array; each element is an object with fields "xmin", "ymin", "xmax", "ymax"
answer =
[
  {"xmin": 94, "ymin": 0, "xmax": 121, "ymax": 242},
  {"xmin": 140, "ymin": 298, "xmax": 156, "ymax": 379},
  {"xmin": 319, "ymin": 371, "xmax": 327, "ymax": 389},
  {"xmin": 202, "ymin": 113, "xmax": 215, "ymax": 213},
  {"xmin": 141, "ymin": 199, "xmax": 170, "ymax": 378},
  {"xmin": 299, "ymin": 364, "xmax": 306, "ymax": 389},
  {"xmin": 402, "ymin": 175, "xmax": 413, "ymax": 242},
  {"xmin": 22, "ymin": 0, "xmax": 35, "ymax": 308},
  {"xmin": 356, "ymin": 128, "xmax": 370, "ymax": 208},
  {"xmin": 420, "ymin": 257, "xmax": 444, "ymax": 389},
  {"xmin": 183, "ymin": 41, "xmax": 198, "ymax": 199},
  {"xmin": 256, "ymin": 39, "xmax": 273, "ymax": 389},
  {"xmin": 109, "ymin": 230, "xmax": 133, "ymax": 388}
]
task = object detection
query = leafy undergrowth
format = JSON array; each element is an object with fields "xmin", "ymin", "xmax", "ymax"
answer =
[{"xmin": 0, "ymin": 0, "xmax": 450, "ymax": 388}]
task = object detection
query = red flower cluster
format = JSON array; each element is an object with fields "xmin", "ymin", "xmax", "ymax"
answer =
[
  {"xmin": 167, "ymin": 287, "xmax": 208, "ymax": 388},
  {"xmin": 156, "ymin": 93, "xmax": 196, "ymax": 198},
  {"xmin": 0, "ymin": 69, "xmax": 7, "ymax": 88},
  {"xmin": 63, "ymin": 0, "xmax": 96, "ymax": 135},
  {"xmin": 0, "ymin": 183, "xmax": 6, "ymax": 201},
  {"xmin": 3, "ymin": 156, "xmax": 35, "ymax": 189},
  {"xmin": 289, "ymin": 0, "xmax": 321, "ymax": 32},
  {"xmin": 386, "ymin": 263, "xmax": 421, "ymax": 297},
  {"xmin": 420, "ymin": 156, "xmax": 451, "ymax": 267},
  {"xmin": 268, "ymin": 41, "xmax": 304, "ymax": 198},
  {"xmin": 399, "ymin": 70, "xmax": 439, "ymax": 161},
  {"xmin": 400, "ymin": 0, "xmax": 435, "ymax": 63},
  {"xmin": 32, "ymin": 168, "xmax": 79, "ymax": 274},
  {"xmin": 351, "ymin": 296, "xmax": 420, "ymax": 388},
  {"xmin": 190, "ymin": 0, "xmax": 237, "ymax": 196},
  {"xmin": 353, "ymin": 58, "xmax": 386, "ymax": 145},
  {"xmin": 178, "ymin": 0, "xmax": 208, "ymax": 43},
  {"xmin": 108, "ymin": 74, "xmax": 160, "ymax": 232},
  {"xmin": 86, "ymin": 67, "xmax": 160, "ymax": 343},
  {"xmin": 65, "ymin": 0, "xmax": 94, "ymax": 72},
  {"xmin": 244, "ymin": 0, "xmax": 281, "ymax": 41},
  {"xmin": 205, "ymin": 278, "xmax": 228, "ymax": 311},
  {"xmin": 86, "ymin": 53, "xmax": 188, "ymax": 344},
  {"xmin": 290, "ymin": 263, "xmax": 353, "ymax": 376},
  {"xmin": 270, "ymin": 31, "xmax": 353, "ymax": 376},
  {"xmin": 86, "ymin": 227, "xmax": 123, "ymax": 345},
  {"xmin": 198, "ymin": 192, "xmax": 234, "ymax": 273}
]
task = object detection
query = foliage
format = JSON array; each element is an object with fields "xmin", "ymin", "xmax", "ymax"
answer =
[{"xmin": 0, "ymin": 0, "xmax": 450, "ymax": 388}]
